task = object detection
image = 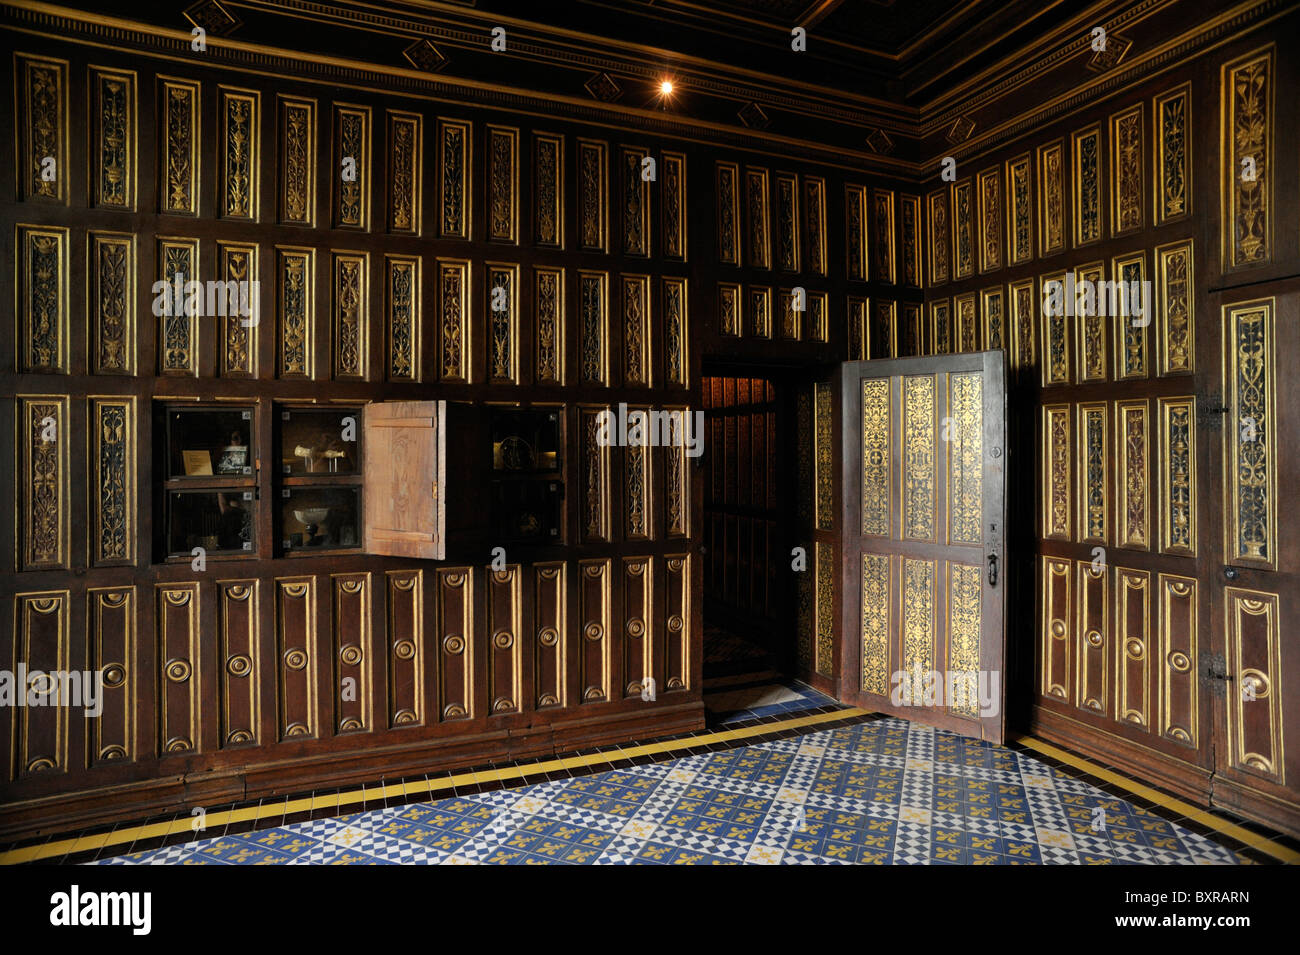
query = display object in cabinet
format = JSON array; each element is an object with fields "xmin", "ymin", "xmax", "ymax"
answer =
[
  {"xmin": 489, "ymin": 408, "xmax": 565, "ymax": 544},
  {"xmin": 281, "ymin": 485, "xmax": 361, "ymax": 551},
  {"xmin": 491, "ymin": 409, "xmax": 561, "ymax": 472},
  {"xmin": 167, "ymin": 489, "xmax": 255, "ymax": 554},
  {"xmin": 276, "ymin": 405, "xmax": 363, "ymax": 555},
  {"xmin": 166, "ymin": 407, "xmax": 254, "ymax": 478},
  {"xmin": 278, "ymin": 407, "xmax": 361, "ymax": 474}
]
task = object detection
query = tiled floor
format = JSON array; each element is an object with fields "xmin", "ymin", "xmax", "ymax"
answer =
[
  {"xmin": 91, "ymin": 716, "xmax": 1252, "ymax": 866},
  {"xmin": 705, "ymin": 677, "xmax": 838, "ymax": 725}
]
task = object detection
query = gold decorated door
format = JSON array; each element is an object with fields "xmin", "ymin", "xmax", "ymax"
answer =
[{"xmin": 836, "ymin": 352, "xmax": 1008, "ymax": 742}]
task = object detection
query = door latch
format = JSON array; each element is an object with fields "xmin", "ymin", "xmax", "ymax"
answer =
[
  {"xmin": 1200, "ymin": 651, "xmax": 1232, "ymax": 698},
  {"xmin": 987, "ymin": 553, "xmax": 999, "ymax": 587}
]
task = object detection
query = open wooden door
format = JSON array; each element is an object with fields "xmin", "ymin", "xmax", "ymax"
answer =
[
  {"xmin": 837, "ymin": 351, "xmax": 1008, "ymax": 742},
  {"xmin": 363, "ymin": 400, "xmax": 446, "ymax": 559}
]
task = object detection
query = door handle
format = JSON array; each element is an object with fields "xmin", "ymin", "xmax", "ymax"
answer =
[{"xmin": 987, "ymin": 553, "xmax": 999, "ymax": 587}]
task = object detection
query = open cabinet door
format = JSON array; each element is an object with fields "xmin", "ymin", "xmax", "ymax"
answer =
[
  {"xmin": 838, "ymin": 352, "xmax": 1008, "ymax": 742},
  {"xmin": 363, "ymin": 400, "xmax": 446, "ymax": 559}
]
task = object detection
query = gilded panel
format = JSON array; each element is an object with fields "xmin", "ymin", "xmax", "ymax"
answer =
[
  {"xmin": 664, "ymin": 555, "xmax": 690, "ymax": 691},
  {"xmin": 1109, "ymin": 103, "xmax": 1143, "ymax": 235},
  {"xmin": 160, "ymin": 77, "xmax": 200, "ymax": 215},
  {"xmin": 220, "ymin": 88, "xmax": 259, "ymax": 220},
  {"xmin": 902, "ymin": 558, "xmax": 935, "ymax": 686},
  {"xmin": 948, "ymin": 563, "xmax": 982, "ymax": 719},
  {"xmin": 666, "ymin": 405, "xmax": 690, "ymax": 538},
  {"xmin": 88, "ymin": 587, "xmax": 135, "ymax": 764},
  {"xmin": 948, "ymin": 372, "xmax": 983, "ymax": 546},
  {"xmin": 931, "ymin": 300, "xmax": 951, "ymax": 356},
  {"xmin": 621, "ymin": 558, "xmax": 653, "ymax": 698},
  {"xmin": 579, "ymin": 559, "xmax": 613, "ymax": 702},
  {"xmin": 1158, "ymin": 575, "xmax": 1198, "ymax": 747},
  {"xmin": 18, "ymin": 225, "xmax": 69, "ymax": 373},
  {"xmin": 437, "ymin": 258, "xmax": 471, "ymax": 383},
  {"xmin": 981, "ymin": 287, "xmax": 1005, "ymax": 352},
  {"xmin": 1042, "ymin": 404, "xmax": 1072, "ymax": 541},
  {"xmin": 797, "ymin": 538, "xmax": 814, "ymax": 670},
  {"xmin": 625, "ymin": 405, "xmax": 652, "ymax": 540},
  {"xmin": 976, "ymin": 166, "xmax": 1001, "ymax": 273},
  {"xmin": 435, "ymin": 568, "xmax": 471, "ymax": 721},
  {"xmin": 954, "ymin": 294, "xmax": 977, "ymax": 353},
  {"xmin": 1040, "ymin": 272, "xmax": 1070, "ymax": 386},
  {"xmin": 332, "ymin": 251, "xmax": 368, "ymax": 380},
  {"xmin": 488, "ymin": 125, "xmax": 520, "ymax": 244},
  {"xmin": 1116, "ymin": 568, "xmax": 1150, "ymax": 729},
  {"xmin": 1010, "ymin": 279, "xmax": 1035, "ymax": 370},
  {"xmin": 663, "ymin": 151, "xmax": 687, "ymax": 260},
  {"xmin": 749, "ymin": 286, "xmax": 771, "ymax": 339},
  {"xmin": 487, "ymin": 261, "xmax": 519, "ymax": 384},
  {"xmin": 814, "ymin": 382, "xmax": 834, "ymax": 531},
  {"xmin": 1158, "ymin": 397, "xmax": 1197, "ymax": 557},
  {"xmin": 810, "ymin": 291, "xmax": 828, "ymax": 344},
  {"xmin": 386, "ymin": 111, "xmax": 421, "ymax": 234},
  {"xmin": 332, "ymin": 573, "xmax": 371, "ymax": 733},
  {"xmin": 1041, "ymin": 557, "xmax": 1072, "ymax": 701},
  {"xmin": 275, "ymin": 577, "xmax": 319, "ymax": 740},
  {"xmin": 217, "ymin": 241, "xmax": 257, "ymax": 378},
  {"xmin": 1224, "ymin": 588, "xmax": 1283, "ymax": 781},
  {"xmin": 847, "ymin": 184, "xmax": 868, "ymax": 281},
  {"xmin": 860, "ymin": 377, "xmax": 890, "ymax": 537},
  {"xmin": 158, "ymin": 237, "xmax": 199, "ymax": 376},
  {"xmin": 776, "ymin": 172, "xmax": 800, "ymax": 272},
  {"xmin": 901, "ymin": 194, "xmax": 921, "ymax": 286},
  {"xmin": 779, "ymin": 289, "xmax": 801, "ymax": 341},
  {"xmin": 1113, "ymin": 252, "xmax": 1148, "ymax": 380},
  {"xmin": 663, "ymin": 277, "xmax": 688, "ymax": 387},
  {"xmin": 535, "ymin": 266, "xmax": 564, "ymax": 385},
  {"xmin": 1071, "ymin": 125, "xmax": 1102, "ymax": 246},
  {"xmin": 580, "ymin": 407, "xmax": 610, "ymax": 542},
  {"xmin": 90, "ymin": 67, "xmax": 136, "ymax": 210},
  {"xmin": 718, "ymin": 282, "xmax": 741, "ymax": 338},
  {"xmin": 386, "ymin": 254, "xmax": 420, "ymax": 382},
  {"xmin": 860, "ymin": 553, "xmax": 890, "ymax": 697},
  {"xmin": 1006, "ymin": 154, "xmax": 1032, "ymax": 265},
  {"xmin": 15, "ymin": 591, "xmax": 70, "ymax": 775},
  {"xmin": 1156, "ymin": 239, "xmax": 1194, "ymax": 376},
  {"xmin": 716, "ymin": 160, "xmax": 740, "ymax": 266},
  {"xmin": 157, "ymin": 583, "xmax": 200, "ymax": 756},
  {"xmin": 1078, "ymin": 403, "xmax": 1107, "ymax": 544},
  {"xmin": 873, "ymin": 189, "xmax": 895, "ymax": 284},
  {"xmin": 579, "ymin": 271, "xmax": 609, "ymax": 384},
  {"xmin": 91, "ymin": 397, "xmax": 135, "ymax": 566},
  {"xmin": 952, "ymin": 178, "xmax": 974, "ymax": 279},
  {"xmin": 534, "ymin": 563, "xmax": 567, "ymax": 708},
  {"xmin": 278, "ymin": 96, "xmax": 316, "ymax": 226},
  {"xmin": 848, "ymin": 296, "xmax": 867, "ymax": 360},
  {"xmin": 1075, "ymin": 562, "xmax": 1109, "ymax": 715},
  {"xmin": 1074, "ymin": 261, "xmax": 1105, "ymax": 383},
  {"xmin": 903, "ymin": 303, "xmax": 924, "ymax": 356},
  {"xmin": 534, "ymin": 131, "xmax": 565, "ymax": 248},
  {"xmin": 1153, "ymin": 83, "xmax": 1191, "ymax": 225},
  {"xmin": 622, "ymin": 274, "xmax": 651, "ymax": 386},
  {"xmin": 872, "ymin": 299, "xmax": 897, "ymax": 359},
  {"xmin": 815, "ymin": 541, "xmax": 834, "ymax": 678},
  {"xmin": 276, "ymin": 247, "xmax": 314, "ymax": 379},
  {"xmin": 746, "ymin": 167, "xmax": 770, "ymax": 269},
  {"xmin": 19, "ymin": 396, "xmax": 68, "ymax": 571},
  {"xmin": 487, "ymin": 566, "xmax": 523, "ymax": 713},
  {"xmin": 622, "ymin": 146, "xmax": 651, "ymax": 256},
  {"xmin": 18, "ymin": 55, "xmax": 68, "ymax": 203},
  {"xmin": 579, "ymin": 139, "xmax": 608, "ymax": 253},
  {"xmin": 902, "ymin": 375, "xmax": 936, "ymax": 542},
  {"xmin": 1116, "ymin": 400, "xmax": 1149, "ymax": 550},
  {"xmin": 438, "ymin": 118, "xmax": 471, "ymax": 239},
  {"xmin": 1221, "ymin": 47, "xmax": 1273, "ymax": 270},
  {"xmin": 218, "ymin": 579, "xmax": 259, "ymax": 747},
  {"xmin": 927, "ymin": 189, "xmax": 949, "ymax": 286},
  {"xmin": 1223, "ymin": 300, "xmax": 1275, "ymax": 569},
  {"xmin": 805, "ymin": 177, "xmax": 827, "ymax": 276}
]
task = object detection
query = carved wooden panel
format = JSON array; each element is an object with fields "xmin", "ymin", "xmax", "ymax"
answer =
[
  {"xmin": 579, "ymin": 559, "xmax": 613, "ymax": 703},
  {"xmin": 91, "ymin": 397, "xmax": 135, "ymax": 566},
  {"xmin": 1223, "ymin": 299, "xmax": 1275, "ymax": 569},
  {"xmin": 157, "ymin": 236, "xmax": 199, "ymax": 376},
  {"xmin": 952, "ymin": 178, "xmax": 974, "ymax": 279},
  {"xmin": 847, "ymin": 184, "xmax": 868, "ymax": 281},
  {"xmin": 90, "ymin": 67, "xmax": 135, "ymax": 210},
  {"xmin": 14, "ymin": 591, "xmax": 70, "ymax": 777},
  {"xmin": 215, "ymin": 241, "xmax": 257, "ymax": 377},
  {"xmin": 1011, "ymin": 279, "xmax": 1035, "ymax": 370},
  {"xmin": 159, "ymin": 77, "xmax": 199, "ymax": 215},
  {"xmin": 436, "ymin": 568, "xmax": 472, "ymax": 721},
  {"xmin": 665, "ymin": 404, "xmax": 690, "ymax": 539},
  {"xmin": 981, "ymin": 287, "xmax": 1005, "ymax": 352},
  {"xmin": 901, "ymin": 374, "xmax": 937, "ymax": 542},
  {"xmin": 157, "ymin": 583, "xmax": 201, "ymax": 757},
  {"xmin": 622, "ymin": 146, "xmax": 650, "ymax": 256},
  {"xmin": 87, "ymin": 231, "xmax": 136, "ymax": 376},
  {"xmin": 579, "ymin": 271, "xmax": 608, "ymax": 385},
  {"xmin": 625, "ymin": 405, "xmax": 652, "ymax": 541},
  {"xmin": 386, "ymin": 110, "xmax": 421, "ymax": 234},
  {"xmin": 953, "ymin": 294, "xmax": 977, "ymax": 353},
  {"xmin": 847, "ymin": 296, "xmax": 866, "ymax": 360},
  {"xmin": 816, "ymin": 541, "xmax": 834, "ymax": 677},
  {"xmin": 780, "ymin": 289, "xmax": 801, "ymax": 341},
  {"xmin": 663, "ymin": 277, "xmax": 688, "ymax": 388},
  {"xmin": 1224, "ymin": 588, "xmax": 1283, "ymax": 782},
  {"xmin": 1006, "ymin": 154, "xmax": 1032, "ymax": 266},
  {"xmin": 437, "ymin": 258, "xmax": 471, "ymax": 383},
  {"xmin": 1153, "ymin": 82, "xmax": 1190, "ymax": 226},
  {"xmin": 1221, "ymin": 47, "xmax": 1273, "ymax": 271},
  {"xmin": 746, "ymin": 166, "xmax": 770, "ymax": 269},
  {"xmin": 1075, "ymin": 261, "xmax": 1106, "ymax": 383},
  {"xmin": 901, "ymin": 557, "xmax": 935, "ymax": 683},
  {"xmin": 580, "ymin": 406, "xmax": 610, "ymax": 542},
  {"xmin": 278, "ymin": 96, "xmax": 316, "ymax": 225},
  {"xmin": 622, "ymin": 557, "xmax": 653, "ymax": 698},
  {"xmin": 947, "ymin": 372, "xmax": 982, "ymax": 546},
  {"xmin": 810, "ymin": 291, "xmax": 829, "ymax": 344},
  {"xmin": 487, "ymin": 566, "xmax": 522, "ymax": 714},
  {"xmin": 903, "ymin": 303, "xmax": 925, "ymax": 356},
  {"xmin": 1041, "ymin": 557, "xmax": 1071, "ymax": 701},
  {"xmin": 276, "ymin": 247, "xmax": 314, "ymax": 379},
  {"xmin": 219, "ymin": 87, "xmax": 258, "ymax": 220},
  {"xmin": 275, "ymin": 577, "xmax": 318, "ymax": 741},
  {"xmin": 1071, "ymin": 124, "xmax": 1102, "ymax": 246},
  {"xmin": 622, "ymin": 274, "xmax": 651, "ymax": 386},
  {"xmin": 716, "ymin": 160, "xmax": 740, "ymax": 266},
  {"xmin": 873, "ymin": 299, "xmax": 899, "ymax": 358},
  {"xmin": 485, "ymin": 125, "xmax": 519, "ymax": 244},
  {"xmin": 926, "ymin": 189, "xmax": 948, "ymax": 286},
  {"xmin": 805, "ymin": 176, "xmax": 827, "ymax": 276},
  {"xmin": 438, "ymin": 118, "xmax": 471, "ymax": 239},
  {"xmin": 814, "ymin": 381, "xmax": 834, "ymax": 531},
  {"xmin": 665, "ymin": 554, "xmax": 690, "ymax": 691},
  {"xmin": 1157, "ymin": 574, "xmax": 1198, "ymax": 747},
  {"xmin": 1115, "ymin": 567, "xmax": 1150, "ymax": 730},
  {"xmin": 17, "ymin": 55, "xmax": 68, "ymax": 203},
  {"xmin": 535, "ymin": 266, "xmax": 564, "ymax": 386},
  {"xmin": 796, "ymin": 537, "xmax": 814, "ymax": 670},
  {"xmin": 1158, "ymin": 397, "xmax": 1197, "ymax": 557},
  {"xmin": 1041, "ymin": 271, "xmax": 1070, "ymax": 386},
  {"xmin": 931, "ymin": 299, "xmax": 951, "ymax": 356},
  {"xmin": 579, "ymin": 139, "xmax": 608, "ymax": 253},
  {"xmin": 718, "ymin": 283, "xmax": 741, "ymax": 338},
  {"xmin": 88, "ymin": 587, "xmax": 134, "ymax": 766},
  {"xmin": 1037, "ymin": 139, "xmax": 1065, "ymax": 256},
  {"xmin": 1155, "ymin": 239, "xmax": 1193, "ymax": 376},
  {"xmin": 1109, "ymin": 103, "xmax": 1143, "ymax": 236},
  {"xmin": 333, "ymin": 104, "xmax": 371, "ymax": 229},
  {"xmin": 1042, "ymin": 404, "xmax": 1072, "ymax": 541},
  {"xmin": 900, "ymin": 194, "xmax": 921, "ymax": 287},
  {"xmin": 749, "ymin": 285, "xmax": 771, "ymax": 339},
  {"xmin": 385, "ymin": 254, "xmax": 420, "ymax": 382},
  {"xmin": 976, "ymin": 166, "xmax": 1001, "ymax": 273},
  {"xmin": 19, "ymin": 395, "xmax": 68, "ymax": 571},
  {"xmin": 662, "ymin": 151, "xmax": 686, "ymax": 261},
  {"xmin": 487, "ymin": 262, "xmax": 519, "ymax": 384},
  {"xmin": 533, "ymin": 131, "xmax": 564, "ymax": 247},
  {"xmin": 534, "ymin": 563, "xmax": 566, "ymax": 708},
  {"xmin": 860, "ymin": 553, "xmax": 890, "ymax": 697},
  {"xmin": 18, "ymin": 225, "xmax": 69, "ymax": 374},
  {"xmin": 218, "ymin": 579, "xmax": 259, "ymax": 747},
  {"xmin": 775, "ymin": 172, "xmax": 800, "ymax": 272},
  {"xmin": 332, "ymin": 251, "xmax": 368, "ymax": 380},
  {"xmin": 388, "ymin": 569, "xmax": 426, "ymax": 726},
  {"xmin": 1116, "ymin": 399, "xmax": 1149, "ymax": 550},
  {"xmin": 873, "ymin": 189, "xmax": 895, "ymax": 284},
  {"xmin": 332, "ymin": 572, "xmax": 371, "ymax": 734},
  {"xmin": 1113, "ymin": 252, "xmax": 1148, "ymax": 380},
  {"xmin": 1077, "ymin": 402, "xmax": 1108, "ymax": 544}
]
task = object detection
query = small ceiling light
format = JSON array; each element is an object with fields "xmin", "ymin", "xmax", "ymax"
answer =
[{"xmin": 660, "ymin": 79, "xmax": 674, "ymax": 95}]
